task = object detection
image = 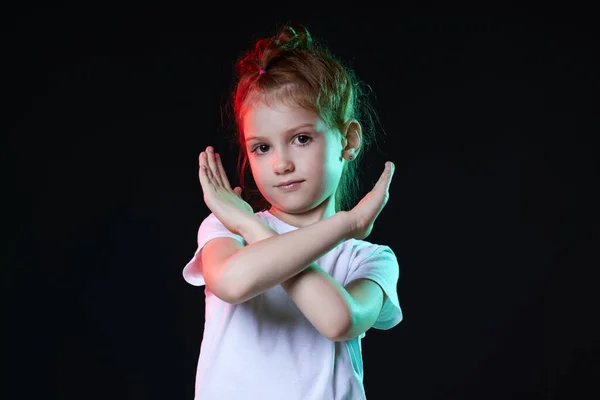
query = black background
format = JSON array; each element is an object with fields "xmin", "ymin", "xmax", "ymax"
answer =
[{"xmin": 4, "ymin": 3, "xmax": 599, "ymax": 399}]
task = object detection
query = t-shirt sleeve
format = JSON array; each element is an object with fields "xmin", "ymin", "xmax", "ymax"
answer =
[
  {"xmin": 346, "ymin": 244, "xmax": 403, "ymax": 330},
  {"xmin": 182, "ymin": 213, "xmax": 246, "ymax": 287}
]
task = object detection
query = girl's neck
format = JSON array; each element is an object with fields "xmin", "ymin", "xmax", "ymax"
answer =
[{"xmin": 268, "ymin": 198, "xmax": 337, "ymax": 228}]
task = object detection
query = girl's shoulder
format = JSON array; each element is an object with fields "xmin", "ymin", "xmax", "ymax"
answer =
[{"xmin": 345, "ymin": 237, "xmax": 392, "ymax": 259}]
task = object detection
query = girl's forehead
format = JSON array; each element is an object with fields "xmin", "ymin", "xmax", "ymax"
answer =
[{"xmin": 242, "ymin": 100, "xmax": 330, "ymax": 137}]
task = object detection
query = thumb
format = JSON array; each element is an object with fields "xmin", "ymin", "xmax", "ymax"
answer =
[
  {"xmin": 234, "ymin": 187, "xmax": 243, "ymax": 198},
  {"xmin": 375, "ymin": 162, "xmax": 394, "ymax": 191}
]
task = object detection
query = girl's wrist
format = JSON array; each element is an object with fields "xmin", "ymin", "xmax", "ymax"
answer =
[
  {"xmin": 238, "ymin": 216, "xmax": 277, "ymax": 244},
  {"xmin": 332, "ymin": 211, "xmax": 357, "ymax": 242}
]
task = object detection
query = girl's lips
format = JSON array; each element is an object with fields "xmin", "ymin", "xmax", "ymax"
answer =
[
  {"xmin": 277, "ymin": 181, "xmax": 304, "ymax": 191},
  {"xmin": 277, "ymin": 179, "xmax": 304, "ymax": 187}
]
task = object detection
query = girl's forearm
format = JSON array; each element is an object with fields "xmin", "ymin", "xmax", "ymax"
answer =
[
  {"xmin": 223, "ymin": 211, "xmax": 353, "ymax": 304},
  {"xmin": 280, "ymin": 264, "xmax": 354, "ymax": 341},
  {"xmin": 231, "ymin": 213, "xmax": 354, "ymax": 339}
]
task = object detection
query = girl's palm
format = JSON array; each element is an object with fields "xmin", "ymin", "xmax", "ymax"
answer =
[
  {"xmin": 349, "ymin": 162, "xmax": 395, "ymax": 240},
  {"xmin": 198, "ymin": 147, "xmax": 255, "ymax": 236}
]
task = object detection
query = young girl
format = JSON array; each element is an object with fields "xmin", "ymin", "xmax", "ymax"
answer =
[{"xmin": 183, "ymin": 24, "xmax": 402, "ymax": 399}]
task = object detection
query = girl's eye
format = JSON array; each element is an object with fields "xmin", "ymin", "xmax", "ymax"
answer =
[
  {"xmin": 295, "ymin": 134, "xmax": 312, "ymax": 146},
  {"xmin": 252, "ymin": 134, "xmax": 312, "ymax": 155},
  {"xmin": 256, "ymin": 144, "xmax": 270, "ymax": 154}
]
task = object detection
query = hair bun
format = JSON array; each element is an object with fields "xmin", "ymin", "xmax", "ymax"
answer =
[
  {"xmin": 236, "ymin": 24, "xmax": 315, "ymax": 77},
  {"xmin": 242, "ymin": 24, "xmax": 315, "ymax": 75},
  {"xmin": 273, "ymin": 24, "xmax": 313, "ymax": 50}
]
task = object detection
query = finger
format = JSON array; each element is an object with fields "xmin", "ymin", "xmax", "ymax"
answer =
[
  {"xmin": 374, "ymin": 161, "xmax": 394, "ymax": 192},
  {"xmin": 199, "ymin": 152, "xmax": 219, "ymax": 187},
  {"xmin": 199, "ymin": 151, "xmax": 208, "ymax": 171},
  {"xmin": 214, "ymin": 152, "xmax": 232, "ymax": 190},
  {"xmin": 206, "ymin": 146, "xmax": 224, "ymax": 187},
  {"xmin": 199, "ymin": 152, "xmax": 210, "ymax": 182},
  {"xmin": 198, "ymin": 154, "xmax": 213, "ymax": 191},
  {"xmin": 204, "ymin": 156, "xmax": 219, "ymax": 184},
  {"xmin": 234, "ymin": 187, "xmax": 242, "ymax": 198}
]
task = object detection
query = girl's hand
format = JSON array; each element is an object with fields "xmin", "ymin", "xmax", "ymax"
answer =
[
  {"xmin": 348, "ymin": 161, "xmax": 395, "ymax": 240},
  {"xmin": 198, "ymin": 146, "xmax": 255, "ymax": 236}
]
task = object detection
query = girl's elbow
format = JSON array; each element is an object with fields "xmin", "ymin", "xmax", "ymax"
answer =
[
  {"xmin": 324, "ymin": 308, "xmax": 354, "ymax": 342},
  {"xmin": 326, "ymin": 323, "xmax": 353, "ymax": 342},
  {"xmin": 206, "ymin": 272, "xmax": 247, "ymax": 304}
]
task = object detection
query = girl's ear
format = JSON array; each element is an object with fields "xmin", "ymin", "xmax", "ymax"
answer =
[{"xmin": 341, "ymin": 119, "xmax": 362, "ymax": 160}]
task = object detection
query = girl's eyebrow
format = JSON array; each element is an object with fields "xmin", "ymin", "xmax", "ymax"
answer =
[{"xmin": 245, "ymin": 123, "xmax": 315, "ymax": 143}]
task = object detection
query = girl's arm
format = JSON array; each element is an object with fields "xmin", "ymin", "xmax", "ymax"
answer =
[
  {"xmin": 220, "ymin": 211, "xmax": 353, "ymax": 303},
  {"xmin": 235, "ymin": 216, "xmax": 358, "ymax": 341},
  {"xmin": 283, "ymin": 267, "xmax": 385, "ymax": 342},
  {"xmin": 234, "ymin": 216, "xmax": 385, "ymax": 342}
]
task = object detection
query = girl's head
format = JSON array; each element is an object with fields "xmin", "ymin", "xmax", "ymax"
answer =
[{"xmin": 230, "ymin": 24, "xmax": 380, "ymax": 217}]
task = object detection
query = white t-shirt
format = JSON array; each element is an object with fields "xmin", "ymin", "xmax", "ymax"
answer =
[{"xmin": 183, "ymin": 210, "xmax": 403, "ymax": 400}]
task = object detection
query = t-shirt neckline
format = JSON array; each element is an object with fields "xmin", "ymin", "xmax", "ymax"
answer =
[{"xmin": 262, "ymin": 209, "xmax": 298, "ymax": 231}]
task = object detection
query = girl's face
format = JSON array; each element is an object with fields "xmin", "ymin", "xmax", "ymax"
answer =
[{"xmin": 242, "ymin": 100, "xmax": 345, "ymax": 227}]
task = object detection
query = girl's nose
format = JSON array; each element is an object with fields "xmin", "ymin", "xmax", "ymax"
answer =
[{"xmin": 273, "ymin": 153, "xmax": 294, "ymax": 174}]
